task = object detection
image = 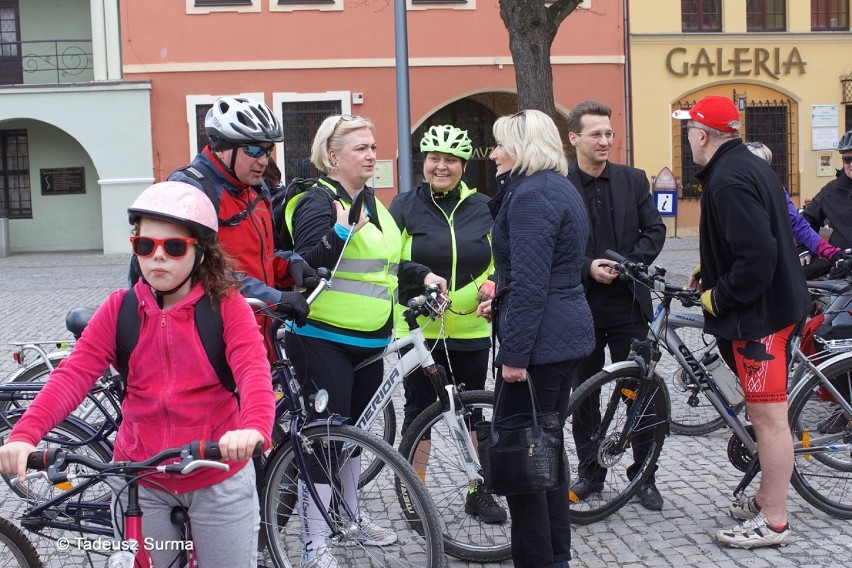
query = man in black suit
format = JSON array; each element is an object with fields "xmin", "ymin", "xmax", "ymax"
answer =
[{"xmin": 566, "ymin": 100, "xmax": 667, "ymax": 511}]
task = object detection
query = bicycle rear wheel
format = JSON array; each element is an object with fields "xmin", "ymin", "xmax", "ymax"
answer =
[
  {"xmin": 262, "ymin": 423, "xmax": 444, "ymax": 568},
  {"xmin": 0, "ymin": 412, "xmax": 113, "ymax": 502},
  {"xmin": 788, "ymin": 357, "xmax": 852, "ymax": 518},
  {"xmin": 565, "ymin": 364, "xmax": 669, "ymax": 524},
  {"xmin": 659, "ymin": 322, "xmax": 741, "ymax": 435},
  {"xmin": 397, "ymin": 389, "xmax": 510, "ymax": 562},
  {"xmin": 0, "ymin": 517, "xmax": 43, "ymax": 567}
]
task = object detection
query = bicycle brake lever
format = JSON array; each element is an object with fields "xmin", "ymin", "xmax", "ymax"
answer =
[{"xmin": 170, "ymin": 460, "xmax": 230, "ymax": 475}]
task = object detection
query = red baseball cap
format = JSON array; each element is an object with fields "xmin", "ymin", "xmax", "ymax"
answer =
[{"xmin": 672, "ymin": 96, "xmax": 740, "ymax": 133}]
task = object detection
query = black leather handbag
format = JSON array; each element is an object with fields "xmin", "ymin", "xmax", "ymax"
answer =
[{"xmin": 475, "ymin": 375, "xmax": 564, "ymax": 496}]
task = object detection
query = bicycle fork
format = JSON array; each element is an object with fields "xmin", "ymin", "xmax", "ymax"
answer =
[{"xmin": 424, "ymin": 363, "xmax": 483, "ymax": 486}]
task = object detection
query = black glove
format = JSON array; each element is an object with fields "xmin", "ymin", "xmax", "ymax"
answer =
[
  {"xmin": 288, "ymin": 259, "xmax": 319, "ymax": 289},
  {"xmin": 830, "ymin": 250, "xmax": 844, "ymax": 263},
  {"xmin": 828, "ymin": 264, "xmax": 851, "ymax": 281},
  {"xmin": 276, "ymin": 291, "xmax": 309, "ymax": 327}
]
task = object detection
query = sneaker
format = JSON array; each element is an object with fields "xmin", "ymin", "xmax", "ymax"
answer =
[
  {"xmin": 715, "ymin": 512, "xmax": 792, "ymax": 549},
  {"xmin": 728, "ymin": 494, "xmax": 760, "ymax": 520},
  {"xmin": 817, "ymin": 407, "xmax": 849, "ymax": 434},
  {"xmin": 465, "ymin": 488, "xmax": 508, "ymax": 524},
  {"xmin": 301, "ymin": 545, "xmax": 340, "ymax": 568},
  {"xmin": 356, "ymin": 513, "xmax": 397, "ymax": 546}
]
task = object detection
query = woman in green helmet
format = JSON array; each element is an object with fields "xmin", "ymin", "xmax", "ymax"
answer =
[{"xmin": 388, "ymin": 124, "xmax": 505, "ymax": 524}]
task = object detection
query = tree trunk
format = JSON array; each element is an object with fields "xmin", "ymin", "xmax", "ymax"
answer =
[{"xmin": 498, "ymin": 0, "xmax": 581, "ymax": 117}]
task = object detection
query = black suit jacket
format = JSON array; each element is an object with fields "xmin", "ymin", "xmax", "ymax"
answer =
[{"xmin": 568, "ymin": 162, "xmax": 666, "ymax": 321}]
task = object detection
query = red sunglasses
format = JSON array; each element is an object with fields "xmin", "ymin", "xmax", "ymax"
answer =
[{"xmin": 130, "ymin": 236, "xmax": 197, "ymax": 259}]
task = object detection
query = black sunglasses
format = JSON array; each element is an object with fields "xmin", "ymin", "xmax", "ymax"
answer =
[
  {"xmin": 843, "ymin": 156, "xmax": 852, "ymax": 165},
  {"xmin": 130, "ymin": 236, "xmax": 197, "ymax": 259},
  {"xmin": 241, "ymin": 145, "xmax": 274, "ymax": 159}
]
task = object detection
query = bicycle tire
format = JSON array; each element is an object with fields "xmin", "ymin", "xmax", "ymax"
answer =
[
  {"xmin": 0, "ymin": 517, "xmax": 44, "ymax": 567},
  {"xmin": 565, "ymin": 364, "xmax": 669, "ymax": 524},
  {"xmin": 787, "ymin": 357, "xmax": 852, "ymax": 519},
  {"xmin": 658, "ymin": 322, "xmax": 742, "ymax": 435},
  {"xmin": 396, "ymin": 389, "xmax": 509, "ymax": 562},
  {"xmin": 0, "ymin": 413, "xmax": 114, "ymax": 502},
  {"xmin": 0, "ymin": 357, "xmax": 66, "ymax": 414},
  {"xmin": 261, "ymin": 423, "xmax": 445, "ymax": 568}
]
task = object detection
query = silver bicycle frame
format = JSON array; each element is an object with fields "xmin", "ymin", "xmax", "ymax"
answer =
[{"xmin": 352, "ymin": 325, "xmax": 483, "ymax": 484}]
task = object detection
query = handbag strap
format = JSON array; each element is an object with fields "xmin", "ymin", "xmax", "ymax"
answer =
[{"xmin": 491, "ymin": 371, "xmax": 543, "ymax": 439}]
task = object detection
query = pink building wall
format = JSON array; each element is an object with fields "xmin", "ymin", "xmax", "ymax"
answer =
[{"xmin": 120, "ymin": 1, "xmax": 627, "ymax": 197}]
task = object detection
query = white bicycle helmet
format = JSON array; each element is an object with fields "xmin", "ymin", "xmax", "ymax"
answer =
[
  {"xmin": 205, "ymin": 96, "xmax": 284, "ymax": 150},
  {"xmin": 128, "ymin": 181, "xmax": 218, "ymax": 239},
  {"xmin": 420, "ymin": 125, "xmax": 473, "ymax": 161}
]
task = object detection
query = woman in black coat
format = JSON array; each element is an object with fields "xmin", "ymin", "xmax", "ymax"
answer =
[{"xmin": 478, "ymin": 109, "xmax": 595, "ymax": 568}]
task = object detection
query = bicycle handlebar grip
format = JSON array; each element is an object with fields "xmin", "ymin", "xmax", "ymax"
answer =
[
  {"xmin": 26, "ymin": 448, "xmax": 61, "ymax": 471},
  {"xmin": 192, "ymin": 440, "xmax": 264, "ymax": 461},
  {"xmin": 407, "ymin": 295, "xmax": 427, "ymax": 309},
  {"xmin": 604, "ymin": 249, "xmax": 628, "ymax": 264}
]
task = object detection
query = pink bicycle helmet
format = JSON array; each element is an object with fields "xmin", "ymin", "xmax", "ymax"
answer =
[{"xmin": 128, "ymin": 181, "xmax": 218, "ymax": 239}]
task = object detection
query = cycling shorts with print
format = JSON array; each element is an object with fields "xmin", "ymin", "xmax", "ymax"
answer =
[{"xmin": 717, "ymin": 323, "xmax": 795, "ymax": 404}]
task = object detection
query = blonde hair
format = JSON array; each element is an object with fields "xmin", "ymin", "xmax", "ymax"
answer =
[
  {"xmin": 311, "ymin": 114, "xmax": 375, "ymax": 173},
  {"xmin": 745, "ymin": 141, "xmax": 773, "ymax": 165},
  {"xmin": 492, "ymin": 110, "xmax": 568, "ymax": 176}
]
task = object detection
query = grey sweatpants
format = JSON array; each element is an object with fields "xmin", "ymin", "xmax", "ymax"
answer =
[{"xmin": 113, "ymin": 464, "xmax": 259, "ymax": 567}]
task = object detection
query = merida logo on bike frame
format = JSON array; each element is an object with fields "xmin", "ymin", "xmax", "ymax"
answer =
[{"xmin": 356, "ymin": 367, "xmax": 401, "ymax": 428}]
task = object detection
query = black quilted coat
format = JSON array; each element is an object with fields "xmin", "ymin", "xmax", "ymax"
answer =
[{"xmin": 490, "ymin": 170, "xmax": 595, "ymax": 368}]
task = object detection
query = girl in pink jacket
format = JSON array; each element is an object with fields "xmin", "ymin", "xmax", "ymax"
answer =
[{"xmin": 0, "ymin": 181, "xmax": 275, "ymax": 566}]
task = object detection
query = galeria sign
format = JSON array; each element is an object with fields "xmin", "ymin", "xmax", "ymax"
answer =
[{"xmin": 666, "ymin": 47, "xmax": 806, "ymax": 79}]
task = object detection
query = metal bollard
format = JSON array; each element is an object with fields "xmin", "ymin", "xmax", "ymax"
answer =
[{"xmin": 0, "ymin": 217, "xmax": 10, "ymax": 258}]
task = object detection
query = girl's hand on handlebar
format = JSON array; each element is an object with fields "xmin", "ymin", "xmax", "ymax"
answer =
[
  {"xmin": 0, "ymin": 441, "xmax": 37, "ymax": 483},
  {"xmin": 423, "ymin": 273, "xmax": 447, "ymax": 295},
  {"xmin": 218, "ymin": 429, "xmax": 265, "ymax": 462}
]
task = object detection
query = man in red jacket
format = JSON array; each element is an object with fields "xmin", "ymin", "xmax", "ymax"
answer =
[{"xmin": 169, "ymin": 96, "xmax": 313, "ymax": 351}]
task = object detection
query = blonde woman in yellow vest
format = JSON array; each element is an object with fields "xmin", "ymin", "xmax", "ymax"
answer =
[
  {"xmin": 283, "ymin": 114, "xmax": 446, "ymax": 566},
  {"xmin": 388, "ymin": 125, "xmax": 504, "ymax": 524}
]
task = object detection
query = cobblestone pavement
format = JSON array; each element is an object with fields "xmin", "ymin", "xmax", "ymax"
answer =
[{"xmin": 1, "ymin": 238, "xmax": 851, "ymax": 567}]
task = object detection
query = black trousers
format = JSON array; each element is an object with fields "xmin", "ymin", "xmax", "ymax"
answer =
[
  {"xmin": 284, "ymin": 334, "xmax": 384, "ymax": 423},
  {"xmin": 572, "ymin": 318, "xmax": 659, "ymax": 483},
  {"xmin": 495, "ymin": 361, "xmax": 576, "ymax": 568}
]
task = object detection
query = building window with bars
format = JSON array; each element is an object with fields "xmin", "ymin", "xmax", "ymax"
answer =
[
  {"xmin": 673, "ymin": 97, "xmax": 796, "ymax": 199},
  {"xmin": 747, "ymin": 0, "xmax": 786, "ymax": 32},
  {"xmin": 0, "ymin": 129, "xmax": 31, "ymax": 219},
  {"xmin": 811, "ymin": 0, "xmax": 849, "ymax": 31},
  {"xmin": 194, "ymin": 104, "xmax": 213, "ymax": 154},
  {"xmin": 279, "ymin": 100, "xmax": 342, "ymax": 183},
  {"xmin": 682, "ymin": 0, "xmax": 723, "ymax": 32}
]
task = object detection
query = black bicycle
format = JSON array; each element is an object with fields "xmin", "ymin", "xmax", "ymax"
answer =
[{"xmin": 565, "ymin": 250, "xmax": 852, "ymax": 524}]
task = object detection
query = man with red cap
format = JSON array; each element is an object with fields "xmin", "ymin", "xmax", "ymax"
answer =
[{"xmin": 675, "ymin": 95, "xmax": 809, "ymax": 548}]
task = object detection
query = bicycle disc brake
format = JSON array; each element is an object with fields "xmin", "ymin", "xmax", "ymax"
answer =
[
  {"xmin": 597, "ymin": 433, "xmax": 628, "ymax": 468},
  {"xmin": 727, "ymin": 425, "xmax": 757, "ymax": 473}
]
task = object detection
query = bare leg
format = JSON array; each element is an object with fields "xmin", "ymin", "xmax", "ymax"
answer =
[{"xmin": 747, "ymin": 401, "xmax": 793, "ymax": 527}]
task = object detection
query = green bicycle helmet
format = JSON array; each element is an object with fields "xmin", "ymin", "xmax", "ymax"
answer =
[{"xmin": 420, "ymin": 125, "xmax": 473, "ymax": 161}]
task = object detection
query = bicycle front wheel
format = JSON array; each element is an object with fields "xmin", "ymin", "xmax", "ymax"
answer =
[
  {"xmin": 262, "ymin": 423, "xmax": 445, "ymax": 568},
  {"xmin": 565, "ymin": 365, "xmax": 669, "ymax": 524},
  {"xmin": 397, "ymin": 389, "xmax": 510, "ymax": 562},
  {"xmin": 788, "ymin": 357, "xmax": 852, "ymax": 518},
  {"xmin": 0, "ymin": 517, "xmax": 43, "ymax": 568}
]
